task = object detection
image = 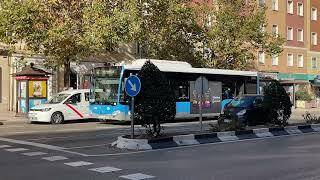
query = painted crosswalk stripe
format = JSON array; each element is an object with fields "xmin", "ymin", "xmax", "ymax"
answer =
[
  {"xmin": 120, "ymin": 173, "xmax": 155, "ymax": 180},
  {"xmin": 42, "ymin": 156, "xmax": 68, "ymax": 161},
  {"xmin": 22, "ymin": 152, "xmax": 47, "ymax": 156},
  {"xmin": 5, "ymin": 148, "xmax": 28, "ymax": 152},
  {"xmin": 0, "ymin": 145, "xmax": 11, "ymax": 148},
  {"xmin": 64, "ymin": 161, "xmax": 93, "ymax": 167},
  {"xmin": 89, "ymin": 166, "xmax": 122, "ymax": 173}
]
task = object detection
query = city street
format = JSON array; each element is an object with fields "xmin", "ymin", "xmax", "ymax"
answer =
[{"xmin": 0, "ymin": 121, "xmax": 320, "ymax": 180}]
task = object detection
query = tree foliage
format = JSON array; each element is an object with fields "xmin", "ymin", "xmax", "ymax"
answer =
[
  {"xmin": 263, "ymin": 81, "xmax": 292, "ymax": 126},
  {"xmin": 199, "ymin": 0, "xmax": 284, "ymax": 70},
  {"xmin": 0, "ymin": 0, "xmax": 138, "ymax": 86},
  {"xmin": 134, "ymin": 61, "xmax": 176, "ymax": 137},
  {"xmin": 0, "ymin": 0, "xmax": 286, "ymax": 76},
  {"xmin": 137, "ymin": 0, "xmax": 204, "ymax": 67}
]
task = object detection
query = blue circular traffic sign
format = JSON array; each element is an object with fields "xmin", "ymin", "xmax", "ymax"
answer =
[{"xmin": 125, "ymin": 75, "xmax": 141, "ymax": 97}]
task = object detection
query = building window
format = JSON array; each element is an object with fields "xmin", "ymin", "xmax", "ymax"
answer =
[
  {"xmin": 258, "ymin": 51, "xmax": 265, "ymax": 64},
  {"xmin": 272, "ymin": 0, "xmax": 279, "ymax": 11},
  {"xmin": 287, "ymin": 0, "xmax": 293, "ymax": 14},
  {"xmin": 312, "ymin": 57, "xmax": 317, "ymax": 69},
  {"xmin": 272, "ymin": 55, "xmax": 279, "ymax": 66},
  {"xmin": 297, "ymin": 3, "xmax": 303, "ymax": 16},
  {"xmin": 312, "ymin": 32, "xmax": 318, "ymax": 45},
  {"xmin": 312, "ymin": 8, "xmax": 317, "ymax": 21},
  {"xmin": 287, "ymin": 27, "xmax": 293, "ymax": 40},
  {"xmin": 258, "ymin": 0, "xmax": 265, "ymax": 7},
  {"xmin": 297, "ymin": 29, "xmax": 303, "ymax": 42},
  {"xmin": 297, "ymin": 55, "xmax": 303, "ymax": 67},
  {"xmin": 272, "ymin": 25, "xmax": 279, "ymax": 37},
  {"xmin": 287, "ymin": 54, "xmax": 293, "ymax": 67}
]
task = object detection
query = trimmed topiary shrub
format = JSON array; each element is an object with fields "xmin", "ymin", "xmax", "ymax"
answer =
[
  {"xmin": 263, "ymin": 80, "xmax": 292, "ymax": 126},
  {"xmin": 134, "ymin": 61, "xmax": 176, "ymax": 137}
]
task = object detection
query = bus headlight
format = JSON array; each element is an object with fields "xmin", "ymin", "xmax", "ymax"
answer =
[{"xmin": 112, "ymin": 110, "xmax": 121, "ymax": 116}]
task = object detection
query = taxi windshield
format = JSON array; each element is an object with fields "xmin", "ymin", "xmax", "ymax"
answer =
[{"xmin": 48, "ymin": 94, "xmax": 70, "ymax": 104}]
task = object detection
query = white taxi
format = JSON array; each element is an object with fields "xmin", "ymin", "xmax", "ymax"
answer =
[{"xmin": 28, "ymin": 89, "xmax": 92, "ymax": 124}]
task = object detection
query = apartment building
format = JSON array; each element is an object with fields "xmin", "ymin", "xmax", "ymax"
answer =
[{"xmin": 257, "ymin": 0, "xmax": 320, "ymax": 101}]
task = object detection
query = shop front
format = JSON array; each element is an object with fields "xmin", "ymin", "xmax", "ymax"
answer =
[{"xmin": 278, "ymin": 73, "xmax": 316, "ymax": 108}]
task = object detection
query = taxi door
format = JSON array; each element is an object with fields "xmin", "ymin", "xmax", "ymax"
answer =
[
  {"xmin": 64, "ymin": 93, "xmax": 84, "ymax": 120},
  {"xmin": 78, "ymin": 92, "xmax": 90, "ymax": 118}
]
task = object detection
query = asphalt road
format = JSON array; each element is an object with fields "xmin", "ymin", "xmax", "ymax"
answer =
[{"xmin": 0, "ymin": 121, "xmax": 320, "ymax": 180}]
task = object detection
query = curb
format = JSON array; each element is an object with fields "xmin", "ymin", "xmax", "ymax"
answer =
[{"xmin": 112, "ymin": 124, "xmax": 320, "ymax": 150}]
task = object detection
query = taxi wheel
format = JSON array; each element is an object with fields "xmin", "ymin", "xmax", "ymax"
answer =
[{"xmin": 51, "ymin": 112, "xmax": 64, "ymax": 124}]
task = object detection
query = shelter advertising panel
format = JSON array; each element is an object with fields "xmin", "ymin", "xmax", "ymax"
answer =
[
  {"xmin": 190, "ymin": 81, "xmax": 222, "ymax": 114},
  {"xmin": 29, "ymin": 81, "xmax": 47, "ymax": 98}
]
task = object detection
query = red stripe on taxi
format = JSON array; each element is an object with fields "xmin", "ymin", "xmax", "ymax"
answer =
[{"xmin": 66, "ymin": 104, "xmax": 84, "ymax": 118}]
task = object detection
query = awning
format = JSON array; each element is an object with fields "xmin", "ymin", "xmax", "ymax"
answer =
[
  {"xmin": 70, "ymin": 62, "xmax": 105, "ymax": 75},
  {"xmin": 279, "ymin": 80, "xmax": 310, "ymax": 84}
]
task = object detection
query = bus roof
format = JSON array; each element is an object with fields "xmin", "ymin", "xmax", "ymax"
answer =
[{"xmin": 124, "ymin": 59, "xmax": 258, "ymax": 77}]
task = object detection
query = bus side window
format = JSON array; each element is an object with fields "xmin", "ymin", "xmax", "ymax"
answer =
[
  {"xmin": 176, "ymin": 84, "xmax": 189, "ymax": 102},
  {"xmin": 85, "ymin": 92, "xmax": 90, "ymax": 101}
]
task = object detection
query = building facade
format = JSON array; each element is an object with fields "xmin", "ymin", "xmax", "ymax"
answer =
[{"xmin": 257, "ymin": 0, "xmax": 320, "ymax": 105}]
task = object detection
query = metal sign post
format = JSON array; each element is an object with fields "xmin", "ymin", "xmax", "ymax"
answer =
[
  {"xmin": 125, "ymin": 75, "xmax": 141, "ymax": 139},
  {"xmin": 199, "ymin": 87, "xmax": 203, "ymax": 133},
  {"xmin": 131, "ymin": 97, "xmax": 135, "ymax": 139},
  {"xmin": 195, "ymin": 76, "xmax": 209, "ymax": 133}
]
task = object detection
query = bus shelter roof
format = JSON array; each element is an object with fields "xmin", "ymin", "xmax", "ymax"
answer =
[{"xmin": 124, "ymin": 59, "xmax": 258, "ymax": 77}]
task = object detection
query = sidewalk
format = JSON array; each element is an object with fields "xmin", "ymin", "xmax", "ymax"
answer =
[
  {"xmin": 0, "ymin": 111, "xmax": 27, "ymax": 125},
  {"xmin": 289, "ymin": 108, "xmax": 320, "ymax": 124}
]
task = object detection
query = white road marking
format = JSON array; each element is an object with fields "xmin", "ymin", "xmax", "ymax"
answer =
[
  {"xmin": 120, "ymin": 173, "xmax": 155, "ymax": 180},
  {"xmin": 0, "ymin": 137, "xmax": 65, "ymax": 150},
  {"xmin": 42, "ymin": 156, "xmax": 68, "ymax": 161},
  {"xmin": 0, "ymin": 145, "xmax": 11, "ymax": 148},
  {"xmin": 64, "ymin": 161, "xmax": 93, "ymax": 167},
  {"xmin": 89, "ymin": 166, "xmax": 122, "ymax": 173},
  {"xmin": 0, "ymin": 137, "xmax": 88, "ymax": 156},
  {"xmin": 5, "ymin": 148, "xmax": 28, "ymax": 152},
  {"xmin": 22, "ymin": 152, "xmax": 47, "ymax": 156},
  {"xmin": 65, "ymin": 144, "xmax": 107, "ymax": 150}
]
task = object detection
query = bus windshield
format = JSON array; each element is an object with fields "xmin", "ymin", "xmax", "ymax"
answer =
[{"xmin": 91, "ymin": 66, "xmax": 122, "ymax": 105}]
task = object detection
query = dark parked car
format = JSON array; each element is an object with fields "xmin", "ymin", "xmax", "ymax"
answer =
[{"xmin": 223, "ymin": 95, "xmax": 268, "ymax": 126}]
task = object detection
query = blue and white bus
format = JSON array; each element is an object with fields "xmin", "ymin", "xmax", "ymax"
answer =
[{"xmin": 89, "ymin": 59, "xmax": 258, "ymax": 122}]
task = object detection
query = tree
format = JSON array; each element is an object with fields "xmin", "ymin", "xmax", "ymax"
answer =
[
  {"xmin": 137, "ymin": 0, "xmax": 204, "ymax": 67},
  {"xmin": 134, "ymin": 61, "xmax": 176, "ymax": 137},
  {"xmin": 200, "ymin": 0, "xmax": 284, "ymax": 70},
  {"xmin": 0, "ymin": 0, "xmax": 138, "ymax": 87},
  {"xmin": 263, "ymin": 81, "xmax": 292, "ymax": 126}
]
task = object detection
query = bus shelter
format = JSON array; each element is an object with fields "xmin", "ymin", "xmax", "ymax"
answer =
[{"xmin": 14, "ymin": 63, "xmax": 51, "ymax": 114}]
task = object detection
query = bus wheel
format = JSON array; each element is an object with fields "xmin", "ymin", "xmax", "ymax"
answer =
[{"xmin": 51, "ymin": 112, "xmax": 64, "ymax": 124}]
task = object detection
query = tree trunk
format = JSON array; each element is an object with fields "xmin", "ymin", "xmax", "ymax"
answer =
[{"xmin": 64, "ymin": 62, "xmax": 71, "ymax": 89}]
